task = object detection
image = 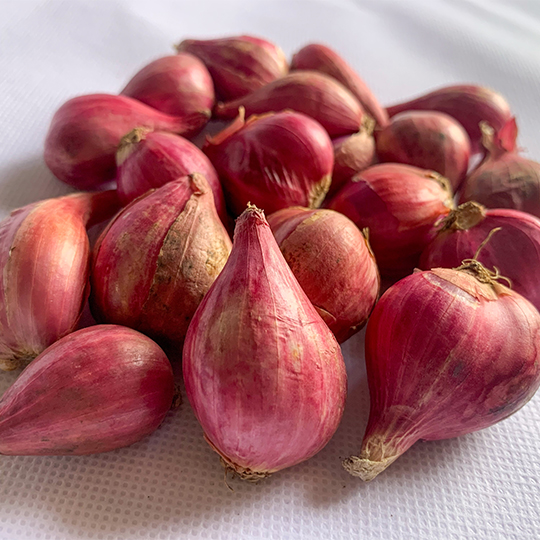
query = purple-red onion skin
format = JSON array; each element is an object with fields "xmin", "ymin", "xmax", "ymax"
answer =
[
  {"xmin": 291, "ymin": 43, "xmax": 388, "ymax": 127},
  {"xmin": 183, "ymin": 206, "xmax": 347, "ymax": 477},
  {"xmin": 376, "ymin": 111, "xmax": 471, "ymax": 191},
  {"xmin": 327, "ymin": 164, "xmax": 454, "ymax": 278},
  {"xmin": 176, "ymin": 35, "xmax": 288, "ymax": 101},
  {"xmin": 204, "ymin": 110, "xmax": 334, "ymax": 216},
  {"xmin": 214, "ymin": 71, "xmax": 364, "ymax": 137},
  {"xmin": 268, "ymin": 207, "xmax": 380, "ymax": 343},
  {"xmin": 459, "ymin": 121, "xmax": 540, "ymax": 217},
  {"xmin": 116, "ymin": 128, "xmax": 227, "ymax": 225},
  {"xmin": 0, "ymin": 325, "xmax": 174, "ymax": 456},
  {"xmin": 330, "ymin": 130, "xmax": 376, "ymax": 198},
  {"xmin": 386, "ymin": 85, "xmax": 513, "ymax": 154},
  {"xmin": 419, "ymin": 205, "xmax": 540, "ymax": 311},
  {"xmin": 91, "ymin": 175, "xmax": 232, "ymax": 347},
  {"xmin": 343, "ymin": 268, "xmax": 540, "ymax": 481},
  {"xmin": 0, "ymin": 191, "xmax": 120, "ymax": 371},
  {"xmin": 44, "ymin": 94, "xmax": 206, "ymax": 190},
  {"xmin": 121, "ymin": 54, "xmax": 214, "ymax": 123}
]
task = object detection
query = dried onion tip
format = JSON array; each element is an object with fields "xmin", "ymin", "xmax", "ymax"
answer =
[
  {"xmin": 204, "ymin": 109, "xmax": 334, "ymax": 216},
  {"xmin": 214, "ymin": 71, "xmax": 364, "ymax": 137},
  {"xmin": 344, "ymin": 263, "xmax": 540, "ymax": 481},
  {"xmin": 0, "ymin": 191, "xmax": 120, "ymax": 371},
  {"xmin": 176, "ymin": 35, "xmax": 288, "ymax": 101},
  {"xmin": 0, "ymin": 325, "xmax": 174, "ymax": 455},
  {"xmin": 327, "ymin": 164, "xmax": 454, "ymax": 278},
  {"xmin": 91, "ymin": 174, "xmax": 232, "ymax": 348},
  {"xmin": 268, "ymin": 207, "xmax": 380, "ymax": 343},
  {"xmin": 183, "ymin": 205, "xmax": 347, "ymax": 480}
]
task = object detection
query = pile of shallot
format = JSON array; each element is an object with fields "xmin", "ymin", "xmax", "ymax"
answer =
[{"xmin": 1, "ymin": 35, "xmax": 539, "ymax": 484}]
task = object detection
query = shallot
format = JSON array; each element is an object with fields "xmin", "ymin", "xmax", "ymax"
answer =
[
  {"xmin": 214, "ymin": 71, "xmax": 364, "ymax": 137},
  {"xmin": 91, "ymin": 174, "xmax": 232, "ymax": 347},
  {"xmin": 344, "ymin": 263, "xmax": 540, "ymax": 481},
  {"xmin": 327, "ymin": 164, "xmax": 453, "ymax": 278},
  {"xmin": 0, "ymin": 191, "xmax": 119, "ymax": 371},
  {"xmin": 0, "ymin": 325, "xmax": 174, "ymax": 455},
  {"xmin": 176, "ymin": 35, "xmax": 288, "ymax": 100},
  {"xmin": 204, "ymin": 109, "xmax": 334, "ymax": 216},
  {"xmin": 459, "ymin": 119, "xmax": 540, "ymax": 217},
  {"xmin": 268, "ymin": 207, "xmax": 379, "ymax": 342},
  {"xmin": 183, "ymin": 205, "xmax": 347, "ymax": 479}
]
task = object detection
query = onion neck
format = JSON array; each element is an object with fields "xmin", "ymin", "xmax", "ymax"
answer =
[{"xmin": 440, "ymin": 201, "xmax": 486, "ymax": 232}]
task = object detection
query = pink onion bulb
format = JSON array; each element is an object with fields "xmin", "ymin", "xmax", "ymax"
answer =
[
  {"xmin": 0, "ymin": 325, "xmax": 174, "ymax": 455},
  {"xmin": 183, "ymin": 205, "xmax": 347, "ymax": 479}
]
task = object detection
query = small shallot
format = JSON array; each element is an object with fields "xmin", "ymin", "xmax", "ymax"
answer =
[
  {"xmin": 420, "ymin": 201, "xmax": 540, "ymax": 311},
  {"xmin": 176, "ymin": 35, "xmax": 288, "ymax": 100},
  {"xmin": 44, "ymin": 94, "xmax": 206, "ymax": 190},
  {"xmin": 386, "ymin": 85, "xmax": 513, "ymax": 153},
  {"xmin": 268, "ymin": 207, "xmax": 380, "ymax": 342},
  {"xmin": 204, "ymin": 109, "xmax": 334, "ymax": 216},
  {"xmin": 327, "ymin": 164, "xmax": 453, "ymax": 278},
  {"xmin": 343, "ymin": 264, "xmax": 540, "ymax": 481},
  {"xmin": 183, "ymin": 205, "xmax": 347, "ymax": 479},
  {"xmin": 121, "ymin": 53, "xmax": 215, "ymax": 124},
  {"xmin": 116, "ymin": 127, "xmax": 227, "ymax": 225},
  {"xmin": 375, "ymin": 111, "xmax": 471, "ymax": 191},
  {"xmin": 214, "ymin": 71, "xmax": 364, "ymax": 137},
  {"xmin": 0, "ymin": 325, "xmax": 174, "ymax": 455},
  {"xmin": 91, "ymin": 174, "xmax": 232, "ymax": 347},
  {"xmin": 291, "ymin": 43, "xmax": 388, "ymax": 127},
  {"xmin": 459, "ymin": 119, "xmax": 540, "ymax": 217},
  {"xmin": 0, "ymin": 191, "xmax": 119, "ymax": 371}
]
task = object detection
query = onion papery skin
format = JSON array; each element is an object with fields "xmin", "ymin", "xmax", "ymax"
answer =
[
  {"xmin": 386, "ymin": 85, "xmax": 513, "ymax": 154},
  {"xmin": 121, "ymin": 53, "xmax": 214, "ymax": 124},
  {"xmin": 214, "ymin": 71, "xmax": 364, "ymax": 137},
  {"xmin": 291, "ymin": 43, "xmax": 388, "ymax": 127},
  {"xmin": 0, "ymin": 191, "xmax": 120, "ymax": 371},
  {"xmin": 116, "ymin": 128, "xmax": 227, "ymax": 226},
  {"xmin": 268, "ymin": 206, "xmax": 380, "ymax": 343},
  {"xmin": 343, "ymin": 267, "xmax": 540, "ymax": 481},
  {"xmin": 176, "ymin": 35, "xmax": 288, "ymax": 101},
  {"xmin": 330, "ymin": 128, "xmax": 376, "ymax": 198},
  {"xmin": 91, "ymin": 174, "xmax": 232, "ymax": 348},
  {"xmin": 44, "ymin": 94, "xmax": 206, "ymax": 190},
  {"xmin": 0, "ymin": 325, "xmax": 174, "ymax": 456},
  {"xmin": 327, "ymin": 164, "xmax": 454, "ymax": 278},
  {"xmin": 376, "ymin": 111, "xmax": 471, "ymax": 191},
  {"xmin": 420, "ymin": 203, "xmax": 540, "ymax": 311},
  {"xmin": 204, "ymin": 110, "xmax": 334, "ymax": 216},
  {"xmin": 183, "ymin": 205, "xmax": 347, "ymax": 479}
]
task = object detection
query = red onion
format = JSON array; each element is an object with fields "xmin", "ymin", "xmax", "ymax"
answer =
[
  {"xmin": 91, "ymin": 174, "xmax": 231, "ymax": 347},
  {"xmin": 330, "ymin": 123, "xmax": 376, "ymax": 198},
  {"xmin": 44, "ymin": 94, "xmax": 205, "ymax": 190},
  {"xmin": 176, "ymin": 35, "xmax": 288, "ymax": 100},
  {"xmin": 116, "ymin": 127, "xmax": 227, "ymax": 225},
  {"xmin": 386, "ymin": 85, "xmax": 513, "ymax": 153},
  {"xmin": 203, "ymin": 110, "xmax": 334, "ymax": 216},
  {"xmin": 214, "ymin": 71, "xmax": 364, "ymax": 137},
  {"xmin": 459, "ymin": 119, "xmax": 540, "ymax": 217},
  {"xmin": 0, "ymin": 325, "xmax": 174, "ymax": 455},
  {"xmin": 343, "ymin": 265, "xmax": 540, "ymax": 481},
  {"xmin": 183, "ymin": 205, "xmax": 347, "ymax": 479},
  {"xmin": 376, "ymin": 111, "xmax": 471, "ymax": 191},
  {"xmin": 120, "ymin": 53, "xmax": 215, "ymax": 125},
  {"xmin": 291, "ymin": 43, "xmax": 388, "ymax": 127},
  {"xmin": 0, "ymin": 191, "xmax": 120, "ymax": 371},
  {"xmin": 267, "ymin": 207, "xmax": 380, "ymax": 343},
  {"xmin": 327, "ymin": 164, "xmax": 454, "ymax": 278},
  {"xmin": 420, "ymin": 201, "xmax": 540, "ymax": 311}
]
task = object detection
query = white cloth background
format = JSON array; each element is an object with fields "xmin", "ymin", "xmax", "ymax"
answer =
[{"xmin": 0, "ymin": 1, "xmax": 539, "ymax": 539}]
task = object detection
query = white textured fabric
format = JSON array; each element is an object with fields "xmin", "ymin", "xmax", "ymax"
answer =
[{"xmin": 1, "ymin": 1, "xmax": 539, "ymax": 539}]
